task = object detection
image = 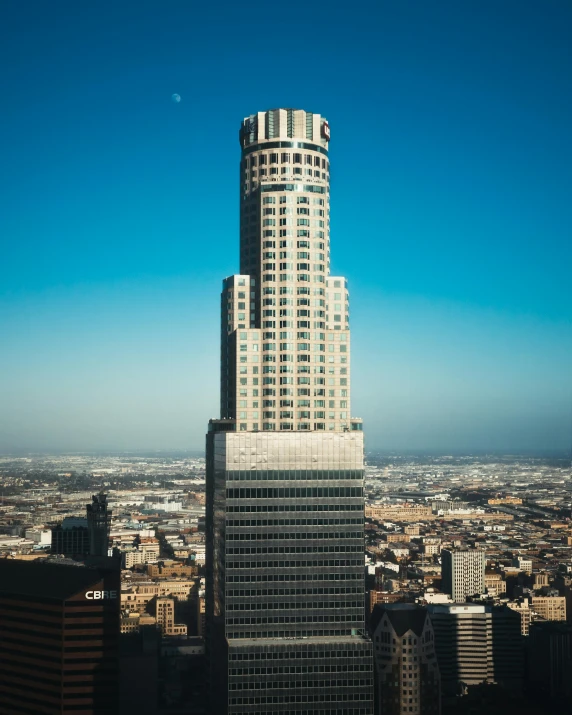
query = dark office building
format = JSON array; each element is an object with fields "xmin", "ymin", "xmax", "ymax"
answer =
[
  {"xmin": 0, "ymin": 558, "xmax": 120, "ymax": 715},
  {"xmin": 52, "ymin": 493, "xmax": 111, "ymax": 559},
  {"xmin": 51, "ymin": 517, "xmax": 90, "ymax": 557},
  {"xmin": 87, "ymin": 493, "xmax": 112, "ymax": 558},
  {"xmin": 370, "ymin": 604, "xmax": 441, "ymax": 715},
  {"xmin": 527, "ymin": 621, "xmax": 572, "ymax": 703}
]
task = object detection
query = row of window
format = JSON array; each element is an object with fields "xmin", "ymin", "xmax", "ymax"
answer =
[
  {"xmin": 242, "ymin": 232, "xmax": 327, "ymax": 243},
  {"xmin": 226, "ymin": 600, "xmax": 361, "ymax": 610},
  {"xmin": 229, "ymin": 678, "xmax": 370, "ymax": 690},
  {"xmin": 257, "ymin": 377, "xmax": 348, "ymax": 385},
  {"xmin": 236, "ymin": 375, "xmax": 347, "ymax": 387},
  {"xmin": 258, "ymin": 183, "xmax": 327, "ymax": 194},
  {"xmin": 261, "ymin": 195, "xmax": 325, "ymax": 205},
  {"xmin": 238, "ymin": 388, "xmax": 349, "ymax": 396},
  {"xmin": 236, "ymin": 329, "xmax": 347, "ymax": 339},
  {"xmin": 257, "ymin": 244, "xmax": 326, "ymax": 254},
  {"xmin": 228, "ymin": 699, "xmax": 370, "ymax": 712},
  {"xmin": 226, "ymin": 531, "xmax": 362, "ymax": 540},
  {"xmin": 230, "ymin": 664, "xmax": 370, "ymax": 675},
  {"xmin": 245, "ymin": 168, "xmax": 327, "ymax": 179},
  {"xmin": 242, "ymin": 139, "xmax": 329, "ymax": 158},
  {"xmin": 228, "ymin": 646, "xmax": 370, "ymax": 661},
  {"xmin": 262, "ymin": 219, "xmax": 325, "ymax": 227},
  {"xmin": 237, "ymin": 423, "xmax": 350, "ymax": 432},
  {"xmin": 259, "ymin": 207, "xmax": 325, "ymax": 216},
  {"xmin": 260, "ymin": 253, "xmax": 326, "ymax": 262},
  {"xmin": 245, "ymin": 153, "xmax": 328, "ymax": 168},
  {"xmin": 226, "ymin": 572, "xmax": 364, "ymax": 582},
  {"xmin": 253, "ymin": 342, "xmax": 347, "ymax": 351},
  {"xmin": 228, "ymin": 587, "xmax": 362, "ymax": 596},
  {"xmin": 260, "ymin": 286, "xmax": 327, "ymax": 296},
  {"xmin": 227, "ymin": 545, "xmax": 362, "ymax": 555},
  {"xmin": 226, "ymin": 614, "xmax": 360, "ymax": 625},
  {"xmin": 227, "ymin": 517, "xmax": 363, "ymax": 525},
  {"xmin": 227, "ymin": 559, "xmax": 363, "ymax": 569},
  {"xmin": 225, "ymin": 504, "xmax": 364, "ymax": 513},
  {"xmin": 262, "ymin": 274, "xmax": 327, "ymax": 284},
  {"xmin": 240, "ymin": 412, "xmax": 348, "ymax": 420},
  {"xmin": 227, "ymin": 486, "xmax": 363, "ymax": 499},
  {"xmin": 237, "ymin": 402, "xmax": 348, "ymax": 411}
]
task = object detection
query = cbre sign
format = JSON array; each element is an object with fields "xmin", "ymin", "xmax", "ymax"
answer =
[{"xmin": 85, "ymin": 590, "xmax": 118, "ymax": 600}]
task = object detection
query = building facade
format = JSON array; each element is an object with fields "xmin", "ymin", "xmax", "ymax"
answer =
[
  {"xmin": 370, "ymin": 604, "xmax": 441, "ymax": 715},
  {"xmin": 205, "ymin": 109, "xmax": 373, "ymax": 715},
  {"xmin": 527, "ymin": 622, "xmax": 572, "ymax": 702},
  {"xmin": 426, "ymin": 604, "xmax": 523, "ymax": 699},
  {"xmin": 0, "ymin": 558, "xmax": 120, "ymax": 714},
  {"xmin": 441, "ymin": 549, "xmax": 485, "ymax": 603}
]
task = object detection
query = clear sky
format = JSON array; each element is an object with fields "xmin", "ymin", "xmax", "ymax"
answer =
[{"xmin": 1, "ymin": 0, "xmax": 571, "ymax": 453}]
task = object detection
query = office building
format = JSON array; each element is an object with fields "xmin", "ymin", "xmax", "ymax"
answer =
[
  {"xmin": 87, "ymin": 492, "xmax": 112, "ymax": 557},
  {"xmin": 205, "ymin": 109, "xmax": 374, "ymax": 714},
  {"xmin": 531, "ymin": 595, "xmax": 566, "ymax": 622},
  {"xmin": 51, "ymin": 494, "xmax": 111, "ymax": 558},
  {"xmin": 441, "ymin": 548, "xmax": 485, "ymax": 603},
  {"xmin": 527, "ymin": 622, "xmax": 572, "ymax": 702},
  {"xmin": 370, "ymin": 604, "xmax": 440, "ymax": 715},
  {"xmin": 427, "ymin": 604, "xmax": 523, "ymax": 698},
  {"xmin": 0, "ymin": 557, "xmax": 120, "ymax": 714},
  {"xmin": 156, "ymin": 597, "xmax": 188, "ymax": 637},
  {"xmin": 51, "ymin": 516, "xmax": 90, "ymax": 557}
]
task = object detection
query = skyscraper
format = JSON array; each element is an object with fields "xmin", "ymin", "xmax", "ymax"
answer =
[
  {"xmin": 87, "ymin": 492, "xmax": 112, "ymax": 557},
  {"xmin": 0, "ymin": 558, "xmax": 120, "ymax": 714},
  {"xmin": 370, "ymin": 604, "xmax": 441, "ymax": 715},
  {"xmin": 205, "ymin": 109, "xmax": 374, "ymax": 714},
  {"xmin": 426, "ymin": 604, "xmax": 523, "ymax": 701},
  {"xmin": 441, "ymin": 548, "xmax": 485, "ymax": 603}
]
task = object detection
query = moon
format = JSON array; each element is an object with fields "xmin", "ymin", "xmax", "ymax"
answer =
[{"xmin": 171, "ymin": 93, "xmax": 181, "ymax": 103}]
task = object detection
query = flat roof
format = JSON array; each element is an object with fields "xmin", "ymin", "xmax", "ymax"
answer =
[{"xmin": 0, "ymin": 559, "xmax": 108, "ymax": 601}]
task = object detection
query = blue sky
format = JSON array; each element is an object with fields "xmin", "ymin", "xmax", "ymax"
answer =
[{"xmin": 1, "ymin": 0, "xmax": 571, "ymax": 452}]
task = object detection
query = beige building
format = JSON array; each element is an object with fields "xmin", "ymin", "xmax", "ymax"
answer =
[
  {"xmin": 156, "ymin": 597, "xmax": 187, "ymax": 637},
  {"xmin": 487, "ymin": 496, "xmax": 522, "ymax": 505},
  {"xmin": 385, "ymin": 533, "xmax": 410, "ymax": 543},
  {"xmin": 197, "ymin": 594, "xmax": 206, "ymax": 638},
  {"xmin": 404, "ymin": 524, "xmax": 420, "ymax": 536},
  {"xmin": 147, "ymin": 560, "xmax": 195, "ymax": 578},
  {"xmin": 423, "ymin": 542, "xmax": 441, "ymax": 556},
  {"xmin": 120, "ymin": 612, "xmax": 157, "ymax": 634},
  {"xmin": 534, "ymin": 572, "xmax": 549, "ymax": 588},
  {"xmin": 513, "ymin": 557, "xmax": 533, "ymax": 573},
  {"xmin": 532, "ymin": 596, "xmax": 566, "ymax": 622},
  {"xmin": 485, "ymin": 572, "xmax": 506, "ymax": 596},
  {"xmin": 121, "ymin": 579, "xmax": 195, "ymax": 614},
  {"xmin": 366, "ymin": 504, "xmax": 434, "ymax": 522},
  {"xmin": 507, "ymin": 600, "xmax": 532, "ymax": 636}
]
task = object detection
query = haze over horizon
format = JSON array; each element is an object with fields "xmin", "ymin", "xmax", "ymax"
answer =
[{"xmin": 1, "ymin": 1, "xmax": 571, "ymax": 454}]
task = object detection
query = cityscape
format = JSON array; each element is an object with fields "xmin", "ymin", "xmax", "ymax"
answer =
[
  {"xmin": 0, "ymin": 449, "xmax": 571, "ymax": 713},
  {"xmin": 2, "ymin": 3, "xmax": 572, "ymax": 715}
]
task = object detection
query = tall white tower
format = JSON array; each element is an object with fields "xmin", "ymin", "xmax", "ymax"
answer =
[{"xmin": 220, "ymin": 108, "xmax": 354, "ymax": 434}]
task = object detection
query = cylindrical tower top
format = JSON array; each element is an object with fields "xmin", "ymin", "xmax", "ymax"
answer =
[{"xmin": 240, "ymin": 108, "xmax": 330, "ymax": 149}]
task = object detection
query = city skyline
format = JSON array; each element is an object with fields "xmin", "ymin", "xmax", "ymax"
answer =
[{"xmin": 1, "ymin": 1, "xmax": 571, "ymax": 452}]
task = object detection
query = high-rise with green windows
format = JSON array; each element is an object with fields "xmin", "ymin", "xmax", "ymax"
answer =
[{"xmin": 205, "ymin": 109, "xmax": 373, "ymax": 715}]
